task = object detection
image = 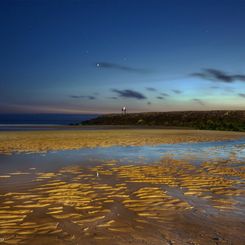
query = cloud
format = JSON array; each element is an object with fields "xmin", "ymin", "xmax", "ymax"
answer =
[
  {"xmin": 191, "ymin": 69, "xmax": 245, "ymax": 83},
  {"xmin": 172, "ymin": 89, "xmax": 182, "ymax": 94},
  {"xmin": 108, "ymin": 96, "xmax": 118, "ymax": 100},
  {"xmin": 95, "ymin": 62, "xmax": 150, "ymax": 74},
  {"xmin": 160, "ymin": 92, "xmax": 170, "ymax": 97},
  {"xmin": 192, "ymin": 98, "xmax": 205, "ymax": 106},
  {"xmin": 238, "ymin": 93, "xmax": 245, "ymax": 98},
  {"xmin": 70, "ymin": 95, "xmax": 82, "ymax": 99},
  {"xmin": 87, "ymin": 96, "xmax": 96, "ymax": 100},
  {"xmin": 112, "ymin": 89, "xmax": 147, "ymax": 100},
  {"xmin": 146, "ymin": 87, "xmax": 156, "ymax": 91},
  {"xmin": 156, "ymin": 96, "xmax": 165, "ymax": 100},
  {"xmin": 70, "ymin": 95, "xmax": 96, "ymax": 100}
]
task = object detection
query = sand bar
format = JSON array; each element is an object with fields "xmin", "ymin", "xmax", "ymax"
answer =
[{"xmin": 0, "ymin": 129, "xmax": 245, "ymax": 154}]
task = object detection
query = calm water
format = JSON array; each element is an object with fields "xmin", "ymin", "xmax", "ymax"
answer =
[
  {"xmin": 0, "ymin": 138, "xmax": 244, "ymax": 173},
  {"xmin": 0, "ymin": 114, "xmax": 98, "ymax": 130}
]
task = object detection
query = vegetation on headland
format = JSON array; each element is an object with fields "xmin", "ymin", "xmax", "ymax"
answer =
[{"xmin": 81, "ymin": 110, "xmax": 245, "ymax": 132}]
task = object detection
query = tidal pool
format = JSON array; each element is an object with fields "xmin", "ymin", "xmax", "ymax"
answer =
[
  {"xmin": 0, "ymin": 139, "xmax": 244, "ymax": 245},
  {"xmin": 0, "ymin": 138, "xmax": 245, "ymax": 172}
]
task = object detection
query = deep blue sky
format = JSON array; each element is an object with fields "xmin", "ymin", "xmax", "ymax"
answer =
[{"xmin": 1, "ymin": 0, "xmax": 245, "ymax": 114}]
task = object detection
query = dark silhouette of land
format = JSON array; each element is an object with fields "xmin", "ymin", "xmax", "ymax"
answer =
[{"xmin": 81, "ymin": 110, "xmax": 245, "ymax": 131}]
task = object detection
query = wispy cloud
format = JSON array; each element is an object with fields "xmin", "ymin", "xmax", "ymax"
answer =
[
  {"xmin": 146, "ymin": 87, "xmax": 156, "ymax": 91},
  {"xmin": 108, "ymin": 96, "xmax": 118, "ymax": 100},
  {"xmin": 156, "ymin": 96, "xmax": 165, "ymax": 100},
  {"xmin": 111, "ymin": 89, "xmax": 147, "ymax": 100},
  {"xmin": 172, "ymin": 89, "xmax": 182, "ymax": 94},
  {"xmin": 95, "ymin": 62, "xmax": 150, "ymax": 74},
  {"xmin": 160, "ymin": 92, "xmax": 170, "ymax": 97},
  {"xmin": 238, "ymin": 93, "xmax": 245, "ymax": 98},
  {"xmin": 70, "ymin": 95, "xmax": 96, "ymax": 100},
  {"xmin": 191, "ymin": 69, "xmax": 245, "ymax": 83},
  {"xmin": 192, "ymin": 98, "xmax": 205, "ymax": 106}
]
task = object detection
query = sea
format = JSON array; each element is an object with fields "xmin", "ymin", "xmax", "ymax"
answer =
[{"xmin": 0, "ymin": 114, "xmax": 98, "ymax": 131}]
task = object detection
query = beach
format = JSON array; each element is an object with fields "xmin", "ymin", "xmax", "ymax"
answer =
[
  {"xmin": 0, "ymin": 129, "xmax": 244, "ymax": 244},
  {"xmin": 0, "ymin": 128, "xmax": 244, "ymax": 154},
  {"xmin": 3, "ymin": 0, "xmax": 245, "ymax": 244}
]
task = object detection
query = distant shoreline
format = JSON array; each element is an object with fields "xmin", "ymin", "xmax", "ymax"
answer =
[
  {"xmin": 81, "ymin": 110, "xmax": 245, "ymax": 132},
  {"xmin": 0, "ymin": 113, "xmax": 98, "ymax": 125},
  {"xmin": 0, "ymin": 124, "xmax": 193, "ymax": 132},
  {"xmin": 1, "ymin": 110, "xmax": 245, "ymax": 132}
]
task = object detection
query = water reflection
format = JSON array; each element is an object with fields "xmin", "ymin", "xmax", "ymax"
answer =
[
  {"xmin": 0, "ymin": 138, "xmax": 245, "ymax": 173},
  {"xmin": 0, "ymin": 139, "xmax": 244, "ymax": 244}
]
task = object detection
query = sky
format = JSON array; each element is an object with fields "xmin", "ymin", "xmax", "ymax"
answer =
[{"xmin": 0, "ymin": 0, "xmax": 245, "ymax": 114}]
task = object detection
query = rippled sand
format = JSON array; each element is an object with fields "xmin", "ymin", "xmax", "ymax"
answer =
[
  {"xmin": 0, "ymin": 157, "xmax": 244, "ymax": 244},
  {"xmin": 0, "ymin": 129, "xmax": 244, "ymax": 154}
]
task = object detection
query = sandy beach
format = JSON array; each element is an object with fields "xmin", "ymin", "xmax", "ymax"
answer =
[
  {"xmin": 0, "ymin": 129, "xmax": 244, "ymax": 244},
  {"xmin": 0, "ymin": 128, "xmax": 244, "ymax": 154}
]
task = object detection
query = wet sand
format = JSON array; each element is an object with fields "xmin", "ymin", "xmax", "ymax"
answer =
[
  {"xmin": 0, "ymin": 129, "xmax": 244, "ymax": 244},
  {"xmin": 0, "ymin": 157, "xmax": 244, "ymax": 244},
  {"xmin": 0, "ymin": 129, "xmax": 244, "ymax": 154}
]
